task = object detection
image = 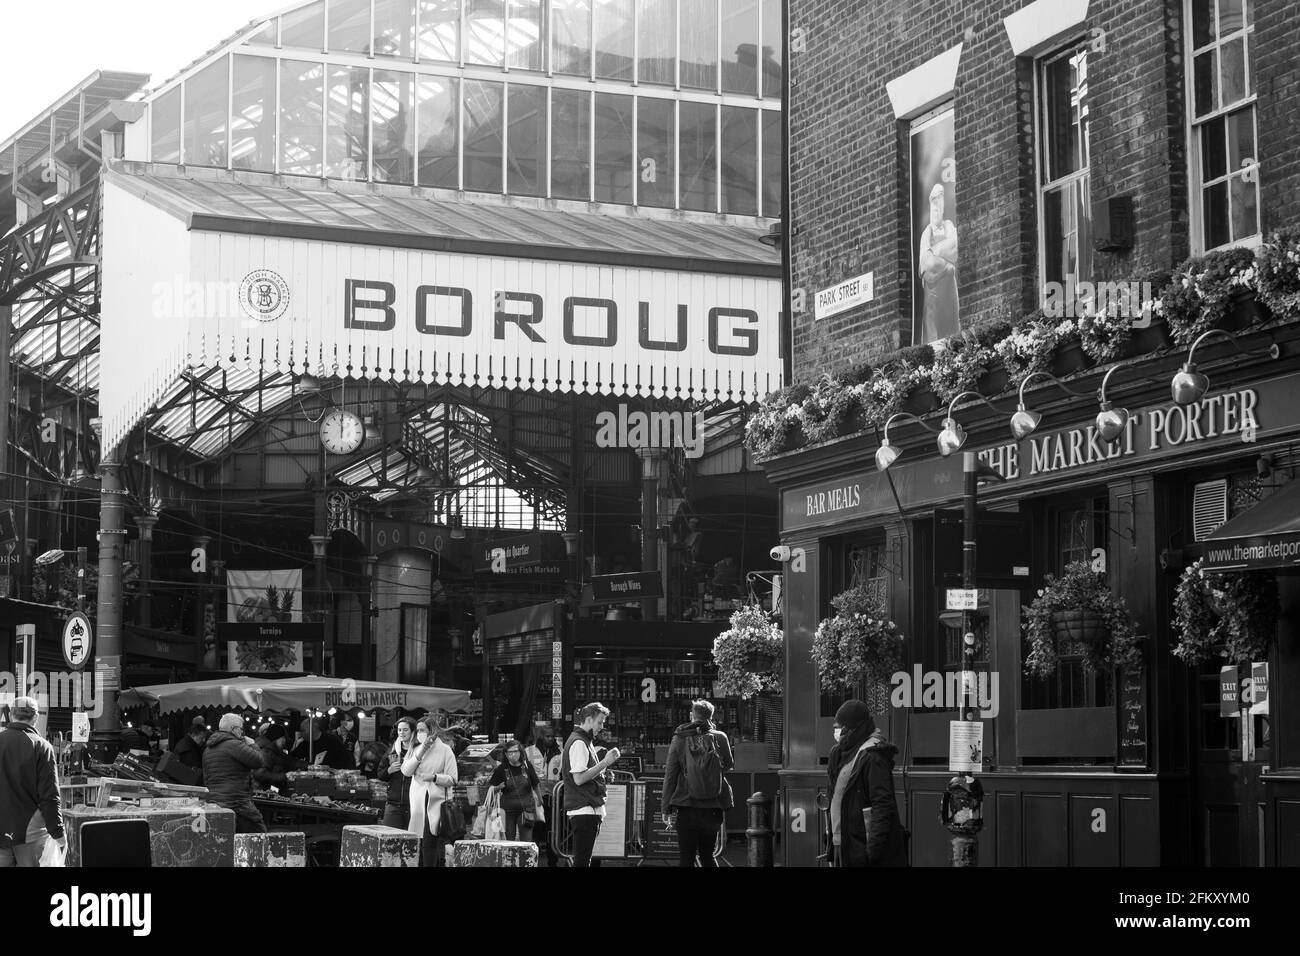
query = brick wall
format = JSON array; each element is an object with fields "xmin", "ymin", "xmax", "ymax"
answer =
[{"xmin": 786, "ymin": 0, "xmax": 1300, "ymax": 385}]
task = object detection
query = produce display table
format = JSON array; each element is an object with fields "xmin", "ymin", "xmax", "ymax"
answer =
[{"xmin": 253, "ymin": 795, "xmax": 381, "ymax": 827}]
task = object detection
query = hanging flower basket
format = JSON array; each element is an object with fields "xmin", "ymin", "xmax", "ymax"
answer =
[
  {"xmin": 976, "ymin": 365, "xmax": 1010, "ymax": 395},
  {"xmin": 1123, "ymin": 317, "xmax": 1172, "ymax": 357},
  {"xmin": 1049, "ymin": 339, "xmax": 1089, "ymax": 377},
  {"xmin": 1023, "ymin": 561, "xmax": 1144, "ymax": 678},
  {"xmin": 1172, "ymin": 558, "xmax": 1279, "ymax": 665},
  {"xmin": 902, "ymin": 385, "xmax": 938, "ymax": 415},
  {"xmin": 711, "ymin": 604, "xmax": 784, "ymax": 700},
  {"xmin": 811, "ymin": 582, "xmax": 904, "ymax": 693}
]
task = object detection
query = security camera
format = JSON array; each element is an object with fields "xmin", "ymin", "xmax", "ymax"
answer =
[{"xmin": 770, "ymin": 545, "xmax": 791, "ymax": 562}]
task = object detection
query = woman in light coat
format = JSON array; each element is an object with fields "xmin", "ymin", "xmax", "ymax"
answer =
[{"xmin": 402, "ymin": 714, "xmax": 459, "ymax": 867}]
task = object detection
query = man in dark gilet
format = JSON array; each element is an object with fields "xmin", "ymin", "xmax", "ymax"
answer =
[{"xmin": 560, "ymin": 703, "xmax": 620, "ymax": 868}]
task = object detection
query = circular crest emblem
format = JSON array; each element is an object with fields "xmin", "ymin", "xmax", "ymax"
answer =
[{"xmin": 238, "ymin": 269, "xmax": 291, "ymax": 322}]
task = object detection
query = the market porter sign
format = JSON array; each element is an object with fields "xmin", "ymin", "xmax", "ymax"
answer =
[{"xmin": 783, "ymin": 376, "xmax": 1289, "ymax": 532}]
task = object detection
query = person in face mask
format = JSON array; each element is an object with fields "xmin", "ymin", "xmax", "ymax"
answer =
[
  {"xmin": 402, "ymin": 715, "xmax": 458, "ymax": 867},
  {"xmin": 826, "ymin": 700, "xmax": 907, "ymax": 867}
]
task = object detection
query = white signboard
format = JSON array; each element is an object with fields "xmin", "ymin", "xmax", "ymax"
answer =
[
  {"xmin": 814, "ymin": 272, "xmax": 874, "ymax": 320},
  {"xmin": 1248, "ymin": 662, "xmax": 1269, "ymax": 715},
  {"xmin": 593, "ymin": 783, "xmax": 627, "ymax": 858},
  {"xmin": 949, "ymin": 720, "xmax": 984, "ymax": 773},
  {"xmin": 946, "ymin": 588, "xmax": 979, "ymax": 611},
  {"xmin": 72, "ymin": 712, "xmax": 92, "ymax": 743}
]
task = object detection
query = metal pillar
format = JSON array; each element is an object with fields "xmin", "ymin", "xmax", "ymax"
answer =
[
  {"xmin": 0, "ymin": 303, "xmax": 11, "ymax": 511},
  {"xmin": 90, "ymin": 458, "xmax": 127, "ymax": 761},
  {"xmin": 362, "ymin": 554, "xmax": 377, "ymax": 681},
  {"xmin": 637, "ymin": 448, "xmax": 663, "ymax": 621},
  {"xmin": 134, "ymin": 514, "xmax": 157, "ymax": 628},
  {"xmin": 954, "ymin": 452, "xmax": 980, "ymax": 866}
]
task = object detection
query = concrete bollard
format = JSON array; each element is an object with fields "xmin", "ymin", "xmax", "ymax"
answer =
[{"xmin": 746, "ymin": 791, "xmax": 774, "ymax": 867}]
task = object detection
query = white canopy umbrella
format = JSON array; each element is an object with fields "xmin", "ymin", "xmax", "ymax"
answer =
[{"xmin": 120, "ymin": 675, "xmax": 469, "ymax": 716}]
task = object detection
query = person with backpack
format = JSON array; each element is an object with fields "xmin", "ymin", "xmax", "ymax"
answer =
[
  {"xmin": 660, "ymin": 699, "xmax": 734, "ymax": 867},
  {"xmin": 826, "ymin": 700, "xmax": 907, "ymax": 867}
]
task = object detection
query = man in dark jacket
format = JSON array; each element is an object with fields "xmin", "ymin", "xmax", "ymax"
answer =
[
  {"xmin": 826, "ymin": 700, "xmax": 907, "ymax": 867},
  {"xmin": 660, "ymin": 699, "xmax": 734, "ymax": 867},
  {"xmin": 119, "ymin": 719, "xmax": 156, "ymax": 755},
  {"xmin": 0, "ymin": 697, "xmax": 64, "ymax": 867},
  {"xmin": 289, "ymin": 717, "xmax": 350, "ymax": 768},
  {"xmin": 172, "ymin": 717, "xmax": 208, "ymax": 777},
  {"xmin": 202, "ymin": 713, "xmax": 268, "ymax": 833}
]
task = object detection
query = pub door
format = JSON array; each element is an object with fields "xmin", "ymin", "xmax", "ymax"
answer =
[{"xmin": 1191, "ymin": 660, "xmax": 1269, "ymax": 866}]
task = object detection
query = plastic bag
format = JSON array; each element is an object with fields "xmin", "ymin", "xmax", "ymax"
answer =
[
  {"xmin": 39, "ymin": 839, "xmax": 65, "ymax": 868},
  {"xmin": 484, "ymin": 808, "xmax": 506, "ymax": 841}
]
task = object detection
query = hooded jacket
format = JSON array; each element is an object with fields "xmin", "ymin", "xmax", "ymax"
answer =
[
  {"xmin": 661, "ymin": 720, "xmax": 734, "ymax": 814},
  {"xmin": 201, "ymin": 731, "xmax": 266, "ymax": 812},
  {"xmin": 0, "ymin": 721, "xmax": 64, "ymax": 846},
  {"xmin": 253, "ymin": 735, "xmax": 299, "ymax": 789},
  {"xmin": 828, "ymin": 733, "xmax": 907, "ymax": 868}
]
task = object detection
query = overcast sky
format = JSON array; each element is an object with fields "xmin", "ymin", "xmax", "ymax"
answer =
[{"xmin": 0, "ymin": 0, "xmax": 281, "ymax": 139}]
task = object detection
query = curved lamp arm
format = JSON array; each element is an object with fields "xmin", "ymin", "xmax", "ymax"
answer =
[
  {"xmin": 945, "ymin": 390, "xmax": 1002, "ymax": 422},
  {"xmin": 881, "ymin": 410, "xmax": 941, "ymax": 443},
  {"xmin": 1183, "ymin": 328, "xmax": 1280, "ymax": 371},
  {"xmin": 1016, "ymin": 370, "xmax": 1089, "ymax": 408},
  {"xmin": 1097, "ymin": 364, "xmax": 1124, "ymax": 408}
]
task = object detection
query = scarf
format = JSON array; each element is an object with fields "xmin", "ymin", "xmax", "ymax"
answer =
[{"xmin": 828, "ymin": 723, "xmax": 875, "ymax": 788}]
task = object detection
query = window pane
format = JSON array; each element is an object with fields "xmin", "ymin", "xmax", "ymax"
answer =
[
  {"xmin": 1041, "ymin": 48, "xmax": 1088, "ymax": 183},
  {"xmin": 282, "ymin": 0, "xmax": 325, "ymax": 49},
  {"xmin": 1201, "ymin": 114, "xmax": 1226, "ymax": 181},
  {"xmin": 329, "ymin": 0, "xmax": 373, "ymax": 53},
  {"xmin": 245, "ymin": 20, "xmax": 277, "ymax": 46},
  {"xmin": 638, "ymin": 0, "xmax": 676, "ymax": 86},
  {"xmin": 551, "ymin": 88, "xmax": 590, "ymax": 200},
  {"xmin": 151, "ymin": 87, "xmax": 182, "ymax": 164},
  {"xmin": 1191, "ymin": 0, "xmax": 1214, "ymax": 47},
  {"xmin": 373, "ymin": 69, "xmax": 416, "ymax": 184},
  {"xmin": 507, "ymin": 84, "xmax": 546, "ymax": 196},
  {"xmin": 762, "ymin": 108, "xmax": 782, "ymax": 218},
  {"xmin": 637, "ymin": 97, "xmax": 674, "ymax": 207},
  {"xmin": 374, "ymin": 0, "xmax": 417, "ymax": 58},
  {"xmin": 232, "ymin": 55, "xmax": 277, "ymax": 171},
  {"xmin": 594, "ymin": 0, "xmax": 634, "ymax": 81},
  {"xmin": 464, "ymin": 79, "xmax": 504, "ymax": 192},
  {"xmin": 680, "ymin": 0, "xmax": 718, "ymax": 91},
  {"xmin": 326, "ymin": 65, "xmax": 369, "ymax": 179},
  {"xmin": 1227, "ymin": 106, "xmax": 1256, "ymax": 172},
  {"xmin": 183, "ymin": 57, "xmax": 229, "ymax": 167},
  {"xmin": 418, "ymin": 75, "xmax": 459, "ymax": 188},
  {"xmin": 552, "ymin": 0, "xmax": 592, "ymax": 76},
  {"xmin": 1221, "ymin": 36, "xmax": 1247, "ymax": 106},
  {"xmin": 1203, "ymin": 179, "xmax": 1230, "ymax": 249},
  {"xmin": 280, "ymin": 60, "xmax": 324, "ymax": 176},
  {"xmin": 507, "ymin": 0, "xmax": 544, "ymax": 70},
  {"xmin": 721, "ymin": 0, "xmax": 760, "ymax": 95},
  {"xmin": 594, "ymin": 92, "xmax": 633, "ymax": 203},
  {"xmin": 419, "ymin": 0, "xmax": 461, "ymax": 62},
  {"xmin": 720, "ymin": 105, "xmax": 757, "ymax": 214},
  {"xmin": 1230, "ymin": 174, "xmax": 1259, "ymax": 241},
  {"xmin": 1043, "ymin": 186, "xmax": 1072, "ymax": 287},
  {"xmin": 1219, "ymin": 0, "xmax": 1245, "ymax": 34},
  {"xmin": 466, "ymin": 0, "xmax": 506, "ymax": 66},
  {"xmin": 1194, "ymin": 49, "xmax": 1217, "ymax": 117},
  {"xmin": 761, "ymin": 0, "xmax": 782, "ymax": 98},
  {"xmin": 679, "ymin": 101, "xmax": 717, "ymax": 211}
]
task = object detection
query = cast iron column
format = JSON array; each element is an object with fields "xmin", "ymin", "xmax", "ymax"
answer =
[
  {"xmin": 90, "ymin": 457, "xmax": 127, "ymax": 760},
  {"xmin": 134, "ymin": 514, "xmax": 157, "ymax": 628},
  {"xmin": 953, "ymin": 451, "xmax": 980, "ymax": 867},
  {"xmin": 637, "ymin": 448, "xmax": 662, "ymax": 621}
]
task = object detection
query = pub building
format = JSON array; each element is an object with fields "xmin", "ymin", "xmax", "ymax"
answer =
[
  {"xmin": 0, "ymin": 0, "xmax": 788, "ymax": 771},
  {"xmin": 768, "ymin": 0, "xmax": 1300, "ymax": 866}
]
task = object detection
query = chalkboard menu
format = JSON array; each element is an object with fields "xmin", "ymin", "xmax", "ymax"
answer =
[
  {"xmin": 641, "ymin": 778, "xmax": 679, "ymax": 860},
  {"xmin": 1119, "ymin": 668, "xmax": 1147, "ymax": 766},
  {"xmin": 611, "ymin": 755, "xmax": 643, "ymax": 776}
]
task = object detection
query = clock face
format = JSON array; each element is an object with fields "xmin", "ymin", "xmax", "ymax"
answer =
[{"xmin": 320, "ymin": 409, "xmax": 365, "ymax": 455}]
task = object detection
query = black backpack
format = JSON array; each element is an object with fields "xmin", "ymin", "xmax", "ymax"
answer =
[{"xmin": 684, "ymin": 732, "xmax": 724, "ymax": 800}]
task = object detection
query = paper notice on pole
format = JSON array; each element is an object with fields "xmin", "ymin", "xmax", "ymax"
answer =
[
  {"xmin": 72, "ymin": 712, "xmax": 91, "ymax": 743},
  {"xmin": 948, "ymin": 720, "xmax": 983, "ymax": 772},
  {"xmin": 593, "ymin": 783, "xmax": 627, "ymax": 858},
  {"xmin": 1249, "ymin": 662, "xmax": 1269, "ymax": 715},
  {"xmin": 946, "ymin": 588, "xmax": 978, "ymax": 611}
]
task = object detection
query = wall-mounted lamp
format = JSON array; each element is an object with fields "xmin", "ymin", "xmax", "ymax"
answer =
[
  {"xmin": 1009, "ymin": 371, "xmax": 1088, "ymax": 440},
  {"xmin": 936, "ymin": 392, "xmax": 1003, "ymax": 457},
  {"xmin": 362, "ymin": 413, "xmax": 381, "ymax": 443},
  {"xmin": 1095, "ymin": 364, "xmax": 1130, "ymax": 443},
  {"xmin": 561, "ymin": 531, "xmax": 582, "ymax": 558},
  {"xmin": 1172, "ymin": 329, "xmax": 1280, "ymax": 405},
  {"xmin": 757, "ymin": 221, "xmax": 783, "ymax": 248},
  {"xmin": 296, "ymin": 373, "xmax": 321, "ymax": 394},
  {"xmin": 874, "ymin": 412, "xmax": 940, "ymax": 471},
  {"xmin": 449, "ymin": 515, "xmax": 466, "ymax": 540},
  {"xmin": 309, "ymin": 534, "xmax": 330, "ymax": 560}
]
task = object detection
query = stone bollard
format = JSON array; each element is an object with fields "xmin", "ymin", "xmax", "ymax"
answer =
[{"xmin": 746, "ymin": 791, "xmax": 774, "ymax": 867}]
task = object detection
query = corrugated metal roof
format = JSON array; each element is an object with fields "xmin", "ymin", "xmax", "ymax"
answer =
[{"xmin": 105, "ymin": 162, "xmax": 781, "ymax": 276}]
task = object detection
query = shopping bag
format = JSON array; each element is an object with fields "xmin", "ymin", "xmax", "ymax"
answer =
[
  {"xmin": 39, "ymin": 839, "xmax": 65, "ymax": 868},
  {"xmin": 484, "ymin": 808, "xmax": 506, "ymax": 841},
  {"xmin": 470, "ymin": 804, "xmax": 487, "ymax": 838}
]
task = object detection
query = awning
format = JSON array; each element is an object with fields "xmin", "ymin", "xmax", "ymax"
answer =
[
  {"xmin": 100, "ymin": 163, "xmax": 784, "ymax": 452},
  {"xmin": 1201, "ymin": 479, "xmax": 1300, "ymax": 572},
  {"xmin": 119, "ymin": 675, "xmax": 470, "ymax": 715}
]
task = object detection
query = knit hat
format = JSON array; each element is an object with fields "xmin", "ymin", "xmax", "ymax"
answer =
[{"xmin": 834, "ymin": 700, "xmax": 875, "ymax": 734}]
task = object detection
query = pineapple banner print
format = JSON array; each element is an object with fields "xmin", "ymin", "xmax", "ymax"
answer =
[{"xmin": 226, "ymin": 569, "xmax": 304, "ymax": 673}]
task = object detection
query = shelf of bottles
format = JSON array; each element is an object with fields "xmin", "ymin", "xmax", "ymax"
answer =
[{"xmin": 572, "ymin": 654, "xmax": 740, "ymax": 749}]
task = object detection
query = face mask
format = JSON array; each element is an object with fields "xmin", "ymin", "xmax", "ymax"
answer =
[{"xmin": 832, "ymin": 727, "xmax": 842, "ymax": 743}]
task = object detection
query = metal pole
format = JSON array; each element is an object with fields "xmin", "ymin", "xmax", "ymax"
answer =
[
  {"xmin": 638, "ymin": 448, "xmax": 661, "ymax": 621},
  {"xmin": 135, "ymin": 514, "xmax": 157, "ymax": 628},
  {"xmin": 953, "ymin": 451, "xmax": 980, "ymax": 867},
  {"xmin": 90, "ymin": 457, "xmax": 126, "ymax": 761},
  {"xmin": 746, "ymin": 791, "xmax": 774, "ymax": 867},
  {"xmin": 0, "ymin": 304, "xmax": 11, "ymax": 515}
]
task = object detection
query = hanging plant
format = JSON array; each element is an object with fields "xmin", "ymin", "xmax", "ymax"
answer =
[
  {"xmin": 1161, "ymin": 247, "xmax": 1259, "ymax": 346},
  {"xmin": 1172, "ymin": 558, "xmax": 1280, "ymax": 665},
  {"xmin": 1256, "ymin": 227, "xmax": 1300, "ymax": 323},
  {"xmin": 994, "ymin": 310, "xmax": 1058, "ymax": 382},
  {"xmin": 811, "ymin": 582, "xmax": 904, "ymax": 693},
  {"xmin": 1022, "ymin": 561, "xmax": 1144, "ymax": 678},
  {"xmin": 711, "ymin": 604, "xmax": 784, "ymax": 699},
  {"xmin": 925, "ymin": 337, "xmax": 994, "ymax": 405}
]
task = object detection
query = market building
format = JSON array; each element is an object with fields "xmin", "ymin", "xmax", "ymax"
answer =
[
  {"xmin": 0, "ymin": 0, "xmax": 788, "ymax": 788},
  {"xmin": 762, "ymin": 0, "xmax": 1300, "ymax": 866}
]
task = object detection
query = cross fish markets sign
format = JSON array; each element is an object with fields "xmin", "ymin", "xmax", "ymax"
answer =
[{"xmin": 783, "ymin": 377, "xmax": 1291, "ymax": 532}]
